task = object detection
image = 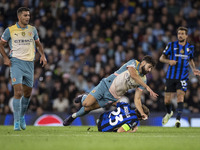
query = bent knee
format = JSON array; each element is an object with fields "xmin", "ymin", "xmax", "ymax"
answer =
[{"xmin": 15, "ymin": 90, "xmax": 23, "ymax": 98}]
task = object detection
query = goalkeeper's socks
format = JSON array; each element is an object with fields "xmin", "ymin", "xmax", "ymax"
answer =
[
  {"xmin": 72, "ymin": 107, "xmax": 89, "ymax": 118},
  {"xmin": 165, "ymin": 103, "xmax": 172, "ymax": 114},
  {"xmin": 13, "ymin": 98, "xmax": 21, "ymax": 124},
  {"xmin": 20, "ymin": 96, "xmax": 30, "ymax": 117},
  {"xmin": 176, "ymin": 102, "xmax": 183, "ymax": 120}
]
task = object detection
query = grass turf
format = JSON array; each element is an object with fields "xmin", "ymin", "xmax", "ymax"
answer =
[{"xmin": 0, "ymin": 126, "xmax": 200, "ymax": 150}]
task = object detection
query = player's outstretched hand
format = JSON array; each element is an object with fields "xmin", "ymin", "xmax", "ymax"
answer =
[
  {"xmin": 4, "ymin": 57, "xmax": 11, "ymax": 67},
  {"xmin": 146, "ymin": 86, "xmax": 158, "ymax": 98},
  {"xmin": 40, "ymin": 55, "xmax": 47, "ymax": 67},
  {"xmin": 193, "ymin": 69, "xmax": 200, "ymax": 76}
]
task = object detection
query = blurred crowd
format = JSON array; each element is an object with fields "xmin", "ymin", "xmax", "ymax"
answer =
[{"xmin": 0, "ymin": 0, "xmax": 200, "ymax": 116}]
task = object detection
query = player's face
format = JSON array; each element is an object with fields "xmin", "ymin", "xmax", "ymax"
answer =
[
  {"xmin": 177, "ymin": 30, "xmax": 187, "ymax": 42},
  {"xmin": 141, "ymin": 63, "xmax": 153, "ymax": 75},
  {"xmin": 18, "ymin": 11, "xmax": 30, "ymax": 25}
]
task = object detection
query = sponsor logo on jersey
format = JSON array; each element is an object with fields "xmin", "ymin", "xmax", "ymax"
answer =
[
  {"xmin": 187, "ymin": 48, "xmax": 190, "ymax": 52},
  {"xmin": 21, "ymin": 32, "xmax": 25, "ymax": 36},
  {"xmin": 175, "ymin": 54, "xmax": 188, "ymax": 59},
  {"xmin": 180, "ymin": 49, "xmax": 184, "ymax": 54}
]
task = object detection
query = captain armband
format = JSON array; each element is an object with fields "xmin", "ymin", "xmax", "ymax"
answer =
[{"xmin": 122, "ymin": 124, "xmax": 131, "ymax": 131}]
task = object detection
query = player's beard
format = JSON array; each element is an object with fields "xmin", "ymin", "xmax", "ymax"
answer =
[
  {"xmin": 178, "ymin": 38, "xmax": 185, "ymax": 43},
  {"xmin": 141, "ymin": 65, "xmax": 148, "ymax": 75}
]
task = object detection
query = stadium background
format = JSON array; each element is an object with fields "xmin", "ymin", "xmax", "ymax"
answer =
[{"xmin": 0, "ymin": 0, "xmax": 200, "ymax": 126}]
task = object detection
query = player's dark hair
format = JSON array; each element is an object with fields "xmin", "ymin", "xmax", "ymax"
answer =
[
  {"xmin": 17, "ymin": 7, "xmax": 30, "ymax": 15},
  {"xmin": 177, "ymin": 26, "xmax": 188, "ymax": 35},
  {"xmin": 142, "ymin": 55, "xmax": 156, "ymax": 67},
  {"xmin": 135, "ymin": 105, "xmax": 150, "ymax": 119}
]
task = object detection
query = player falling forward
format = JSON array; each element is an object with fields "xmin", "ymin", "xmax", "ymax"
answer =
[
  {"xmin": 97, "ymin": 102, "xmax": 149, "ymax": 132},
  {"xmin": 63, "ymin": 55, "xmax": 158, "ymax": 126}
]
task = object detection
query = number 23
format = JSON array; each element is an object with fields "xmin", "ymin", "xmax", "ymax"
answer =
[{"xmin": 109, "ymin": 107, "xmax": 123, "ymax": 126}]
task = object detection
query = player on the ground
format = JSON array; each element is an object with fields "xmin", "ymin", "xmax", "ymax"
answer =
[
  {"xmin": 63, "ymin": 55, "xmax": 158, "ymax": 126},
  {"xmin": 159, "ymin": 26, "xmax": 200, "ymax": 127},
  {"xmin": 0, "ymin": 7, "xmax": 47, "ymax": 131},
  {"xmin": 97, "ymin": 102, "xmax": 149, "ymax": 132}
]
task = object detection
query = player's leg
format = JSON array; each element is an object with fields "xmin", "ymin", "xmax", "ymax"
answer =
[
  {"xmin": 13, "ymin": 84, "xmax": 23, "ymax": 131},
  {"xmin": 63, "ymin": 94, "xmax": 99, "ymax": 126},
  {"xmin": 164, "ymin": 92, "xmax": 173, "ymax": 113},
  {"xmin": 175, "ymin": 89, "xmax": 185, "ymax": 128},
  {"xmin": 175, "ymin": 80, "xmax": 187, "ymax": 127},
  {"xmin": 162, "ymin": 92, "xmax": 174, "ymax": 125},
  {"xmin": 20, "ymin": 60, "xmax": 34, "ymax": 130},
  {"xmin": 73, "ymin": 94, "xmax": 97, "ymax": 118},
  {"xmin": 10, "ymin": 58, "xmax": 24, "ymax": 131},
  {"xmin": 20, "ymin": 84, "xmax": 32, "ymax": 130},
  {"xmin": 162, "ymin": 79, "xmax": 175, "ymax": 125}
]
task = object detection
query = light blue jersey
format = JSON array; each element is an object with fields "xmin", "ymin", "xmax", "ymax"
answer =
[{"xmin": 89, "ymin": 59, "xmax": 147, "ymax": 107}]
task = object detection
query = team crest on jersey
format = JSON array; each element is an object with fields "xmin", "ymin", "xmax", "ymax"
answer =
[
  {"xmin": 28, "ymin": 32, "xmax": 32, "ymax": 36},
  {"xmin": 21, "ymin": 32, "xmax": 25, "ymax": 36},
  {"xmin": 180, "ymin": 49, "xmax": 184, "ymax": 54},
  {"xmin": 12, "ymin": 78, "xmax": 16, "ymax": 82},
  {"xmin": 91, "ymin": 90, "xmax": 96, "ymax": 93}
]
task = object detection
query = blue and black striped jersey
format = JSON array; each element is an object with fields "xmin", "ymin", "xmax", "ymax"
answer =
[
  {"xmin": 97, "ymin": 102, "xmax": 139, "ymax": 132},
  {"xmin": 163, "ymin": 41, "xmax": 194, "ymax": 80}
]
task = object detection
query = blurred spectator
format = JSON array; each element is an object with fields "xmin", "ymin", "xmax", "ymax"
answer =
[
  {"xmin": 53, "ymin": 92, "xmax": 69, "ymax": 112},
  {"xmin": 0, "ymin": 0, "xmax": 200, "ymax": 115}
]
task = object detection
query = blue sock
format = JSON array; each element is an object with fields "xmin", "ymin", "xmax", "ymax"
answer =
[
  {"xmin": 13, "ymin": 98, "xmax": 21, "ymax": 123},
  {"xmin": 72, "ymin": 94, "xmax": 89, "ymax": 118},
  {"xmin": 165, "ymin": 103, "xmax": 172, "ymax": 114},
  {"xmin": 20, "ymin": 96, "xmax": 30, "ymax": 117},
  {"xmin": 72, "ymin": 107, "xmax": 89, "ymax": 118},
  {"xmin": 176, "ymin": 102, "xmax": 183, "ymax": 120}
]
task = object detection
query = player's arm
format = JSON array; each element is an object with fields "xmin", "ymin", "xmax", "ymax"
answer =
[
  {"xmin": 35, "ymin": 40, "xmax": 47, "ymax": 67},
  {"xmin": 159, "ymin": 54, "xmax": 177, "ymax": 66},
  {"xmin": 189, "ymin": 59, "xmax": 200, "ymax": 76},
  {"xmin": 128, "ymin": 67, "xmax": 149, "ymax": 89},
  {"xmin": 0, "ymin": 40, "xmax": 11, "ymax": 66},
  {"xmin": 134, "ymin": 88, "xmax": 148, "ymax": 120},
  {"xmin": 128, "ymin": 67, "xmax": 158, "ymax": 98}
]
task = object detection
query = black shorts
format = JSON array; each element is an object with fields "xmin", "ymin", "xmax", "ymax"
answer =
[{"xmin": 165, "ymin": 79, "xmax": 188, "ymax": 92}]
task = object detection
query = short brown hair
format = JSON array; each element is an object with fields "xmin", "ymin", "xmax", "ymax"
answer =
[
  {"xmin": 17, "ymin": 7, "xmax": 30, "ymax": 15},
  {"xmin": 135, "ymin": 105, "xmax": 150, "ymax": 119},
  {"xmin": 142, "ymin": 55, "xmax": 156, "ymax": 67},
  {"xmin": 177, "ymin": 27, "xmax": 188, "ymax": 35}
]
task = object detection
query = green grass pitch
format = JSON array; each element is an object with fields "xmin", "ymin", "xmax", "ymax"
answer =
[{"xmin": 0, "ymin": 126, "xmax": 200, "ymax": 150}]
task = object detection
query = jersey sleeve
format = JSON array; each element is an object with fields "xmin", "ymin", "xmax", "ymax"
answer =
[
  {"xmin": 163, "ymin": 42, "xmax": 171, "ymax": 56},
  {"xmin": 33, "ymin": 27, "xmax": 39, "ymax": 41},
  {"xmin": 127, "ymin": 59, "xmax": 137, "ymax": 69},
  {"xmin": 1, "ymin": 28, "xmax": 10, "ymax": 42}
]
